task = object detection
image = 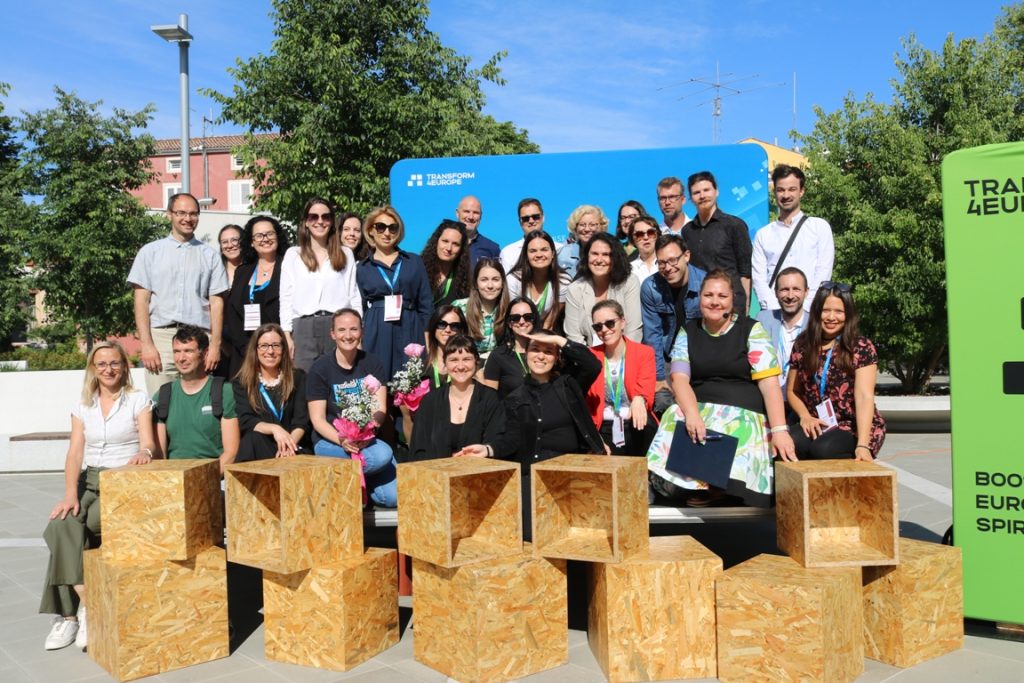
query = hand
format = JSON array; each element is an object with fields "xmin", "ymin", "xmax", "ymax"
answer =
[
  {"xmin": 271, "ymin": 426, "xmax": 297, "ymax": 458},
  {"xmin": 205, "ymin": 340, "xmax": 222, "ymax": 372},
  {"xmin": 341, "ymin": 438, "xmax": 370, "ymax": 454},
  {"xmin": 127, "ymin": 450, "xmax": 153, "ymax": 465},
  {"xmin": 799, "ymin": 414, "xmax": 829, "ymax": 439},
  {"xmin": 50, "ymin": 494, "xmax": 79, "ymax": 520},
  {"xmin": 630, "ymin": 396, "xmax": 647, "ymax": 431},
  {"xmin": 524, "ymin": 331, "xmax": 566, "ymax": 348},
  {"xmin": 454, "ymin": 444, "xmax": 489, "ymax": 458},
  {"xmin": 141, "ymin": 342, "xmax": 161, "ymax": 374},
  {"xmin": 682, "ymin": 410, "xmax": 706, "ymax": 443},
  {"xmin": 603, "ymin": 441, "xmax": 612, "ymax": 456},
  {"xmin": 854, "ymin": 445, "xmax": 873, "ymax": 462},
  {"xmin": 285, "ymin": 332, "xmax": 295, "ymax": 359},
  {"xmin": 771, "ymin": 431, "xmax": 798, "ymax": 461}
]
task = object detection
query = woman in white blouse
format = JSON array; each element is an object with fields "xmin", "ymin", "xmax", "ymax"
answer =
[
  {"xmin": 279, "ymin": 198, "xmax": 362, "ymax": 371},
  {"xmin": 41, "ymin": 342, "xmax": 158, "ymax": 652}
]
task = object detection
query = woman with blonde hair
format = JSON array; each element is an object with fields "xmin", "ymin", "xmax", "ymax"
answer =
[
  {"xmin": 557, "ymin": 204, "xmax": 609, "ymax": 279},
  {"xmin": 41, "ymin": 341, "xmax": 158, "ymax": 651}
]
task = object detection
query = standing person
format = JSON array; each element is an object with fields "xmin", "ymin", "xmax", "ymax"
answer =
[
  {"xmin": 356, "ymin": 206, "xmax": 433, "ymax": 382},
  {"xmin": 218, "ymin": 224, "xmax": 244, "ymax": 285},
  {"xmin": 615, "ymin": 200, "xmax": 647, "ymax": 251},
  {"xmin": 40, "ymin": 342, "xmax": 157, "ymax": 651},
  {"xmin": 751, "ymin": 164, "xmax": 834, "ymax": 311},
  {"xmin": 223, "ymin": 215, "xmax": 288, "ymax": 380},
  {"xmin": 628, "ymin": 214, "xmax": 660, "ymax": 282},
  {"xmin": 306, "ymin": 309, "xmax": 398, "ymax": 507},
  {"xmin": 423, "ymin": 306, "xmax": 469, "ymax": 390},
  {"xmin": 422, "ymin": 219, "xmax": 471, "ymax": 308},
  {"xmin": 128, "ymin": 192, "xmax": 228, "ymax": 394},
  {"xmin": 456, "ymin": 195, "xmax": 500, "ymax": 267},
  {"xmin": 787, "ymin": 282, "xmax": 886, "ymax": 460},
  {"xmin": 755, "ymin": 267, "xmax": 809, "ymax": 395},
  {"xmin": 500, "ymin": 198, "xmax": 547, "ymax": 272},
  {"xmin": 655, "ymin": 177, "xmax": 688, "ymax": 235},
  {"xmin": 233, "ymin": 323, "xmax": 309, "ymax": 461},
  {"xmin": 557, "ymin": 204, "xmax": 609, "ymax": 279},
  {"xmin": 506, "ymin": 230, "xmax": 569, "ymax": 331},
  {"xmin": 682, "ymin": 171, "xmax": 753, "ymax": 313},
  {"xmin": 482, "ymin": 297, "xmax": 541, "ymax": 399},
  {"xmin": 563, "ymin": 233, "xmax": 642, "ymax": 346},
  {"xmin": 279, "ymin": 198, "xmax": 362, "ymax": 372},
  {"xmin": 452, "ymin": 257, "xmax": 508, "ymax": 359},
  {"xmin": 338, "ymin": 211, "xmax": 368, "ymax": 260}
]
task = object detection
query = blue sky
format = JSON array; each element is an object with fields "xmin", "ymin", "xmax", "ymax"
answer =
[{"xmin": 1, "ymin": 0, "xmax": 1013, "ymax": 152}]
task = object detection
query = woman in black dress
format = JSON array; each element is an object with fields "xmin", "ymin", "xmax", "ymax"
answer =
[{"xmin": 482, "ymin": 297, "xmax": 540, "ymax": 399}]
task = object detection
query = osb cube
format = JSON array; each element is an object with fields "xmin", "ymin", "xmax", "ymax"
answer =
[
  {"xmin": 776, "ymin": 460, "xmax": 898, "ymax": 568},
  {"xmin": 532, "ymin": 454, "xmax": 648, "ymax": 562},
  {"xmin": 863, "ymin": 538, "xmax": 964, "ymax": 667},
  {"xmin": 716, "ymin": 553, "xmax": 863, "ymax": 683},
  {"xmin": 263, "ymin": 547, "xmax": 399, "ymax": 671},
  {"xmin": 413, "ymin": 544, "xmax": 567, "ymax": 683},
  {"xmin": 397, "ymin": 458, "xmax": 521, "ymax": 567},
  {"xmin": 84, "ymin": 546, "xmax": 228, "ymax": 682},
  {"xmin": 225, "ymin": 456, "xmax": 362, "ymax": 573},
  {"xmin": 100, "ymin": 459, "xmax": 221, "ymax": 563},
  {"xmin": 589, "ymin": 535, "xmax": 723, "ymax": 682}
]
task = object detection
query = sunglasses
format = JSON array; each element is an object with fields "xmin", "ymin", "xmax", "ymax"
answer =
[
  {"xmin": 306, "ymin": 212, "xmax": 333, "ymax": 222},
  {"xmin": 508, "ymin": 313, "xmax": 535, "ymax": 324},
  {"xmin": 820, "ymin": 280, "xmax": 852, "ymax": 293},
  {"xmin": 435, "ymin": 320, "xmax": 466, "ymax": 332},
  {"xmin": 372, "ymin": 222, "xmax": 400, "ymax": 234},
  {"xmin": 519, "ymin": 213, "xmax": 543, "ymax": 224},
  {"xmin": 632, "ymin": 227, "xmax": 659, "ymax": 241},
  {"xmin": 591, "ymin": 319, "xmax": 620, "ymax": 332}
]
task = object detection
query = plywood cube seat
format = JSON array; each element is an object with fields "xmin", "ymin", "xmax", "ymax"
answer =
[
  {"xmin": 263, "ymin": 547, "xmax": 399, "ymax": 671},
  {"xmin": 716, "ymin": 553, "xmax": 863, "ymax": 683},
  {"xmin": 100, "ymin": 459, "xmax": 221, "ymax": 563},
  {"xmin": 532, "ymin": 454, "xmax": 648, "ymax": 562},
  {"xmin": 589, "ymin": 535, "xmax": 722, "ymax": 681},
  {"xmin": 776, "ymin": 460, "xmax": 898, "ymax": 568},
  {"xmin": 225, "ymin": 456, "xmax": 362, "ymax": 573},
  {"xmin": 397, "ymin": 458, "xmax": 521, "ymax": 567},
  {"xmin": 84, "ymin": 546, "xmax": 228, "ymax": 682},
  {"xmin": 413, "ymin": 545, "xmax": 568, "ymax": 682},
  {"xmin": 863, "ymin": 538, "xmax": 964, "ymax": 667}
]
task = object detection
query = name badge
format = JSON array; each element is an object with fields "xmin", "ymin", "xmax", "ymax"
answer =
[
  {"xmin": 612, "ymin": 414, "xmax": 626, "ymax": 448},
  {"xmin": 384, "ymin": 295, "xmax": 403, "ymax": 322},
  {"xmin": 815, "ymin": 399, "xmax": 839, "ymax": 430},
  {"xmin": 243, "ymin": 303, "xmax": 262, "ymax": 331}
]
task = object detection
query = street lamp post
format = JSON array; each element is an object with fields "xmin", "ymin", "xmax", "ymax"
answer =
[{"xmin": 151, "ymin": 14, "xmax": 193, "ymax": 199}]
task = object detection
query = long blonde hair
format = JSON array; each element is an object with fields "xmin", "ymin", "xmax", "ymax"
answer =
[{"xmin": 81, "ymin": 341, "xmax": 133, "ymax": 406}]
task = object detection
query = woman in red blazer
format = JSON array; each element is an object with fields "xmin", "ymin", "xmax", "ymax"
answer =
[{"xmin": 585, "ymin": 300, "xmax": 658, "ymax": 456}]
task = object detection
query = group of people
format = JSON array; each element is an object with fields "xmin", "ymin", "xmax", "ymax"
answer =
[{"xmin": 39, "ymin": 163, "xmax": 887, "ymax": 650}]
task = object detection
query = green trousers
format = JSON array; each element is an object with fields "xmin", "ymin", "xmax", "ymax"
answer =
[{"xmin": 39, "ymin": 467, "xmax": 102, "ymax": 617}]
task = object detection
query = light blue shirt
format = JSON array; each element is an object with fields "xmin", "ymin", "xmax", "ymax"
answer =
[{"xmin": 127, "ymin": 235, "xmax": 228, "ymax": 329}]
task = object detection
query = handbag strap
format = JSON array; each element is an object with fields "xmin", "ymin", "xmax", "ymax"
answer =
[{"xmin": 768, "ymin": 214, "xmax": 809, "ymax": 289}]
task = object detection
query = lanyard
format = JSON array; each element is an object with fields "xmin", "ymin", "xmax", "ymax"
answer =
[
  {"xmin": 248, "ymin": 268, "xmax": 270, "ymax": 304},
  {"xmin": 433, "ymin": 274, "xmax": 452, "ymax": 304},
  {"xmin": 534, "ymin": 281, "xmax": 551, "ymax": 313},
  {"xmin": 432, "ymin": 363, "xmax": 450, "ymax": 388},
  {"xmin": 816, "ymin": 346, "xmax": 834, "ymax": 398},
  {"xmin": 604, "ymin": 351, "xmax": 625, "ymax": 413},
  {"xmin": 259, "ymin": 384, "xmax": 283, "ymax": 422},
  {"xmin": 514, "ymin": 350, "xmax": 530, "ymax": 376},
  {"xmin": 376, "ymin": 260, "xmax": 402, "ymax": 293}
]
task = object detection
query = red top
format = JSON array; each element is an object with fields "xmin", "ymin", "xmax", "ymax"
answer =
[{"xmin": 584, "ymin": 337, "xmax": 657, "ymax": 429}]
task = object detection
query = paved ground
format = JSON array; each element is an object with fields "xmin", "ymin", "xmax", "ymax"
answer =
[{"xmin": 2, "ymin": 433, "xmax": 1023, "ymax": 682}]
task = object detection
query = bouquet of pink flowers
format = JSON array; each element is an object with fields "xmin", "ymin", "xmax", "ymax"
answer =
[
  {"xmin": 389, "ymin": 343, "xmax": 430, "ymax": 412},
  {"xmin": 331, "ymin": 374, "xmax": 382, "ymax": 504}
]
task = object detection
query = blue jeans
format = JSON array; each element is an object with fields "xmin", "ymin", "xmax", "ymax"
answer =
[{"xmin": 313, "ymin": 438, "xmax": 398, "ymax": 508}]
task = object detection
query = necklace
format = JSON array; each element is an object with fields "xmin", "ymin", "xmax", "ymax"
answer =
[
  {"xmin": 260, "ymin": 373, "xmax": 282, "ymax": 388},
  {"xmin": 450, "ymin": 387, "xmax": 473, "ymax": 412}
]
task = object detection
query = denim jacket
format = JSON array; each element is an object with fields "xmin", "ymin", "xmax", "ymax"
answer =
[{"xmin": 640, "ymin": 266, "xmax": 706, "ymax": 380}]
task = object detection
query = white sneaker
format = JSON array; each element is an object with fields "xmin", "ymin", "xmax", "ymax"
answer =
[
  {"xmin": 44, "ymin": 617, "xmax": 79, "ymax": 650},
  {"xmin": 74, "ymin": 606, "xmax": 87, "ymax": 650}
]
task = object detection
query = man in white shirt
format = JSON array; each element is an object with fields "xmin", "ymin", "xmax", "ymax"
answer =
[
  {"xmin": 656, "ymin": 176, "xmax": 688, "ymax": 235},
  {"xmin": 751, "ymin": 165, "xmax": 834, "ymax": 311},
  {"xmin": 499, "ymin": 197, "xmax": 546, "ymax": 272},
  {"xmin": 755, "ymin": 267, "xmax": 809, "ymax": 394}
]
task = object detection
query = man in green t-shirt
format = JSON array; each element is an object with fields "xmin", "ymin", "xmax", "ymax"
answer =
[{"xmin": 154, "ymin": 326, "xmax": 239, "ymax": 473}]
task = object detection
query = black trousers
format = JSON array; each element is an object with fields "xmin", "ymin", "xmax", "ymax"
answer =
[{"xmin": 791, "ymin": 426, "xmax": 857, "ymax": 460}]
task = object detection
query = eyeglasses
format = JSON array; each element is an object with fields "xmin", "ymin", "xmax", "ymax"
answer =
[
  {"xmin": 95, "ymin": 361, "xmax": 123, "ymax": 371},
  {"xmin": 171, "ymin": 210, "xmax": 200, "ymax": 219},
  {"xmin": 306, "ymin": 212, "xmax": 333, "ymax": 222},
  {"xmin": 508, "ymin": 313, "xmax": 535, "ymax": 324},
  {"xmin": 219, "ymin": 237, "xmax": 241, "ymax": 247},
  {"xmin": 620, "ymin": 213, "xmax": 639, "ymax": 223},
  {"xmin": 252, "ymin": 232, "xmax": 277, "ymax": 243},
  {"xmin": 519, "ymin": 213, "xmax": 543, "ymax": 224},
  {"xmin": 372, "ymin": 221, "xmax": 400, "ymax": 234},
  {"xmin": 657, "ymin": 193, "xmax": 683, "ymax": 203},
  {"xmin": 576, "ymin": 222, "xmax": 601, "ymax": 231},
  {"xmin": 435, "ymin": 320, "xmax": 466, "ymax": 332},
  {"xmin": 591, "ymin": 319, "xmax": 620, "ymax": 332},
  {"xmin": 656, "ymin": 254, "xmax": 684, "ymax": 269},
  {"xmin": 820, "ymin": 280, "xmax": 852, "ymax": 293},
  {"xmin": 632, "ymin": 227, "xmax": 659, "ymax": 241},
  {"xmin": 257, "ymin": 343, "xmax": 284, "ymax": 352}
]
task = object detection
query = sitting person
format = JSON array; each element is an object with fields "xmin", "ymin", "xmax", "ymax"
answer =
[
  {"xmin": 307, "ymin": 308, "xmax": 398, "ymax": 507},
  {"xmin": 482, "ymin": 297, "xmax": 541, "ymax": 399},
  {"xmin": 787, "ymin": 282, "xmax": 886, "ymax": 460},
  {"xmin": 755, "ymin": 266, "xmax": 809, "ymax": 396},
  {"xmin": 233, "ymin": 323, "xmax": 310, "ymax": 460},
  {"xmin": 41, "ymin": 342, "xmax": 157, "ymax": 651},
  {"xmin": 423, "ymin": 305, "xmax": 469, "ymax": 390},
  {"xmin": 408, "ymin": 335, "xmax": 506, "ymax": 461}
]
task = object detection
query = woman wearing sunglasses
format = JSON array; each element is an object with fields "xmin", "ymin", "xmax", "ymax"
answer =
[
  {"xmin": 355, "ymin": 206, "xmax": 433, "ymax": 382},
  {"xmin": 279, "ymin": 198, "xmax": 362, "ymax": 372},
  {"xmin": 787, "ymin": 282, "xmax": 886, "ymax": 460},
  {"xmin": 482, "ymin": 297, "xmax": 541, "ymax": 399},
  {"xmin": 424, "ymin": 306, "xmax": 469, "ymax": 390},
  {"xmin": 232, "ymin": 323, "xmax": 309, "ymax": 461},
  {"xmin": 564, "ymin": 232, "xmax": 643, "ymax": 346},
  {"xmin": 422, "ymin": 219, "xmax": 471, "ymax": 307},
  {"xmin": 629, "ymin": 215, "xmax": 661, "ymax": 283}
]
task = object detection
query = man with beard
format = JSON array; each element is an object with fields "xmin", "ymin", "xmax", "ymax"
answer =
[{"xmin": 755, "ymin": 267, "xmax": 809, "ymax": 394}]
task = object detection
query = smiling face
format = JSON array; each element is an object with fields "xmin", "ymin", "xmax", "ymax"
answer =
[
  {"xmin": 773, "ymin": 173, "xmax": 805, "ymax": 215},
  {"xmin": 168, "ymin": 195, "xmax": 200, "ymax": 241},
  {"xmin": 776, "ymin": 272, "xmax": 808, "ymax": 317},
  {"xmin": 219, "ymin": 227, "xmax": 242, "ymax": 262},
  {"xmin": 436, "ymin": 227, "xmax": 463, "ymax": 263},
  {"xmin": 508, "ymin": 301, "xmax": 535, "ymax": 339},
  {"xmin": 820, "ymin": 295, "xmax": 847, "ymax": 340},
  {"xmin": 371, "ymin": 214, "xmax": 400, "ymax": 250},
  {"xmin": 433, "ymin": 310, "xmax": 465, "ymax": 347},
  {"xmin": 655, "ymin": 243, "xmax": 690, "ymax": 287},
  {"xmin": 456, "ymin": 196, "xmax": 482, "ymax": 234},
  {"xmin": 340, "ymin": 217, "xmax": 362, "ymax": 250},
  {"xmin": 689, "ymin": 180, "xmax": 718, "ymax": 214},
  {"xmin": 699, "ymin": 278, "xmax": 733, "ymax": 324},
  {"xmin": 172, "ymin": 337, "xmax": 205, "ymax": 377},
  {"xmin": 587, "ymin": 239, "xmax": 613, "ymax": 280},
  {"xmin": 444, "ymin": 348, "xmax": 478, "ymax": 384},
  {"xmin": 250, "ymin": 220, "xmax": 278, "ymax": 259},
  {"xmin": 526, "ymin": 236, "xmax": 553, "ymax": 270},
  {"xmin": 476, "ymin": 266, "xmax": 504, "ymax": 303},
  {"xmin": 256, "ymin": 329, "xmax": 284, "ymax": 372},
  {"xmin": 305, "ymin": 202, "xmax": 333, "ymax": 243},
  {"xmin": 518, "ymin": 203, "xmax": 544, "ymax": 235},
  {"xmin": 92, "ymin": 347, "xmax": 125, "ymax": 392},
  {"xmin": 592, "ymin": 307, "xmax": 623, "ymax": 347},
  {"xmin": 618, "ymin": 205, "xmax": 640, "ymax": 232},
  {"xmin": 575, "ymin": 212, "xmax": 602, "ymax": 244},
  {"xmin": 330, "ymin": 313, "xmax": 363, "ymax": 353},
  {"xmin": 526, "ymin": 338, "xmax": 558, "ymax": 379}
]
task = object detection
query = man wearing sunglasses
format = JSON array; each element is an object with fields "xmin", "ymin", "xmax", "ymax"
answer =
[
  {"xmin": 455, "ymin": 195, "xmax": 500, "ymax": 268},
  {"xmin": 499, "ymin": 197, "xmax": 557, "ymax": 272}
]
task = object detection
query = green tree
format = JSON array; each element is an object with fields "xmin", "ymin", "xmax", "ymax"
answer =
[
  {"xmin": 800, "ymin": 16, "xmax": 1023, "ymax": 393},
  {"xmin": 20, "ymin": 88, "xmax": 164, "ymax": 349},
  {"xmin": 0, "ymin": 84, "xmax": 30, "ymax": 350},
  {"xmin": 206, "ymin": 0, "xmax": 538, "ymax": 221}
]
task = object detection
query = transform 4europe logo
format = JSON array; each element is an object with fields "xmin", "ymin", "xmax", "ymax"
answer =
[
  {"xmin": 407, "ymin": 171, "xmax": 476, "ymax": 188},
  {"xmin": 963, "ymin": 176, "xmax": 1024, "ymax": 216}
]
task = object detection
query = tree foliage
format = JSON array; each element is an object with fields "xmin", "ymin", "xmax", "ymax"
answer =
[
  {"xmin": 20, "ymin": 88, "xmax": 164, "ymax": 347},
  {"xmin": 206, "ymin": 0, "xmax": 538, "ymax": 221},
  {"xmin": 800, "ymin": 9, "xmax": 1024, "ymax": 393},
  {"xmin": 0, "ymin": 84, "xmax": 30, "ymax": 350}
]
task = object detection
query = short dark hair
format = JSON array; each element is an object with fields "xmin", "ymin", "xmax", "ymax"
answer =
[
  {"xmin": 775, "ymin": 266, "xmax": 808, "ymax": 289},
  {"xmin": 655, "ymin": 233, "xmax": 689, "ymax": 254},
  {"xmin": 687, "ymin": 171, "xmax": 717, "ymax": 192},
  {"xmin": 173, "ymin": 325, "xmax": 209, "ymax": 352},
  {"xmin": 167, "ymin": 192, "xmax": 200, "ymax": 212},
  {"xmin": 771, "ymin": 164, "xmax": 806, "ymax": 188},
  {"xmin": 517, "ymin": 197, "xmax": 543, "ymax": 214},
  {"xmin": 442, "ymin": 334, "xmax": 480, "ymax": 362}
]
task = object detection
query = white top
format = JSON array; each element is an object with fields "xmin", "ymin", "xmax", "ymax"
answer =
[
  {"xmin": 506, "ymin": 272, "xmax": 569, "ymax": 319},
  {"xmin": 751, "ymin": 211, "xmax": 834, "ymax": 311},
  {"xmin": 500, "ymin": 237, "xmax": 565, "ymax": 274},
  {"xmin": 71, "ymin": 390, "xmax": 152, "ymax": 469},
  {"xmin": 563, "ymin": 275, "xmax": 643, "ymax": 346},
  {"xmin": 630, "ymin": 257, "xmax": 658, "ymax": 283},
  {"xmin": 278, "ymin": 246, "xmax": 362, "ymax": 331}
]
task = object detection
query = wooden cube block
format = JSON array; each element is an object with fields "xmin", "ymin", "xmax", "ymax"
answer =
[
  {"xmin": 532, "ymin": 454, "xmax": 648, "ymax": 562},
  {"xmin": 589, "ymin": 536, "xmax": 723, "ymax": 681},
  {"xmin": 100, "ymin": 459, "xmax": 221, "ymax": 563},
  {"xmin": 716, "ymin": 553, "xmax": 863, "ymax": 683},
  {"xmin": 84, "ymin": 546, "xmax": 228, "ymax": 682},
  {"xmin": 225, "ymin": 456, "xmax": 363, "ymax": 573},
  {"xmin": 863, "ymin": 538, "xmax": 963, "ymax": 667},
  {"xmin": 397, "ymin": 458, "xmax": 521, "ymax": 567},
  {"xmin": 263, "ymin": 547, "xmax": 399, "ymax": 671},
  {"xmin": 776, "ymin": 460, "xmax": 898, "ymax": 568},
  {"xmin": 413, "ymin": 545, "xmax": 568, "ymax": 682}
]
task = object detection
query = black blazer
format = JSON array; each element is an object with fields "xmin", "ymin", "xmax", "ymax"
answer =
[
  {"xmin": 408, "ymin": 382, "xmax": 507, "ymax": 461},
  {"xmin": 224, "ymin": 260, "xmax": 282, "ymax": 378},
  {"xmin": 232, "ymin": 370, "xmax": 311, "ymax": 460}
]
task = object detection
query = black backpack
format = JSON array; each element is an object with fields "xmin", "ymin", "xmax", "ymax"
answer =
[{"xmin": 156, "ymin": 376, "xmax": 225, "ymax": 421}]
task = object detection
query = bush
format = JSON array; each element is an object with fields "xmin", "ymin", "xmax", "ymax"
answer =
[{"xmin": 0, "ymin": 347, "xmax": 87, "ymax": 370}]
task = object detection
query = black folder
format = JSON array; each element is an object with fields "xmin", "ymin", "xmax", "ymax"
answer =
[{"xmin": 665, "ymin": 428, "xmax": 739, "ymax": 489}]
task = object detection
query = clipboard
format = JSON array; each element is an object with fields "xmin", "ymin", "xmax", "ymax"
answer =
[{"xmin": 665, "ymin": 428, "xmax": 739, "ymax": 489}]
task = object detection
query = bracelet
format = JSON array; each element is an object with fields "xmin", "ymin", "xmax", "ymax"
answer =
[
  {"xmin": 769, "ymin": 425, "xmax": 789, "ymax": 434},
  {"xmin": 485, "ymin": 444, "xmax": 494, "ymax": 458},
  {"xmin": 855, "ymin": 445, "xmax": 871, "ymax": 452},
  {"xmin": 142, "ymin": 448, "xmax": 153, "ymax": 458}
]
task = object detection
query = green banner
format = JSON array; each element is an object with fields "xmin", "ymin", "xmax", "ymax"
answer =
[{"xmin": 943, "ymin": 141, "xmax": 1024, "ymax": 623}]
